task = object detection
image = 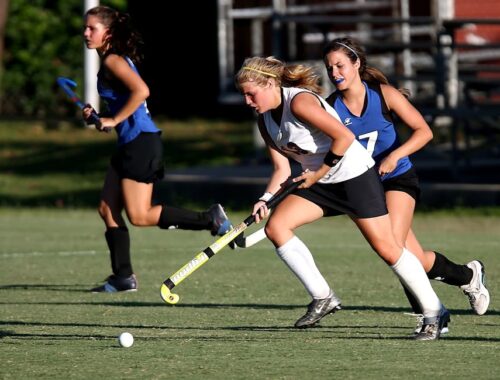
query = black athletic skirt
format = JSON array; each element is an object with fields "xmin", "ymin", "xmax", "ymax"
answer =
[
  {"xmin": 294, "ymin": 167, "xmax": 388, "ymax": 219},
  {"xmin": 110, "ymin": 132, "xmax": 165, "ymax": 183},
  {"xmin": 382, "ymin": 166, "xmax": 420, "ymax": 201}
]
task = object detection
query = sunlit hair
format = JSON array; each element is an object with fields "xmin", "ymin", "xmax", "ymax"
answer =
[
  {"xmin": 323, "ymin": 37, "xmax": 410, "ymax": 98},
  {"xmin": 85, "ymin": 6, "xmax": 143, "ymax": 63},
  {"xmin": 235, "ymin": 56, "xmax": 322, "ymax": 94}
]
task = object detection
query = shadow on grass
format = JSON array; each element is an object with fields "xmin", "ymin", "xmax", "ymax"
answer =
[
  {"xmin": 0, "ymin": 295, "xmax": 498, "ymax": 316},
  {"xmin": 1, "ymin": 132, "xmax": 256, "ymax": 207},
  {"xmin": 1, "ymin": 325, "xmax": 500, "ymax": 343},
  {"xmin": 0, "ymin": 284, "xmax": 93, "ymax": 292}
]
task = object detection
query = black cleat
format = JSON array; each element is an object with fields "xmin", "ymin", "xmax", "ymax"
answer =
[
  {"xmin": 91, "ymin": 274, "xmax": 138, "ymax": 293},
  {"xmin": 207, "ymin": 204, "xmax": 233, "ymax": 236},
  {"xmin": 207, "ymin": 204, "xmax": 236, "ymax": 250}
]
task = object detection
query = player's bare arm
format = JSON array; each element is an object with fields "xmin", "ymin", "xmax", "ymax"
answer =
[
  {"xmin": 381, "ymin": 84, "xmax": 433, "ymax": 160},
  {"xmin": 101, "ymin": 54, "xmax": 150, "ymax": 128},
  {"xmin": 291, "ymin": 92, "xmax": 354, "ymax": 187}
]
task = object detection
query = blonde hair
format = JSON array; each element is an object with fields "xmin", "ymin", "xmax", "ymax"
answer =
[{"xmin": 235, "ymin": 56, "xmax": 322, "ymax": 94}]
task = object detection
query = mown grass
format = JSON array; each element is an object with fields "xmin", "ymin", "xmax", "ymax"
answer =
[{"xmin": 0, "ymin": 209, "xmax": 499, "ymax": 379}]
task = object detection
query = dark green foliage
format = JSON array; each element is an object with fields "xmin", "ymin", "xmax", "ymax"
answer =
[{"xmin": 1, "ymin": 0, "xmax": 126, "ymax": 118}]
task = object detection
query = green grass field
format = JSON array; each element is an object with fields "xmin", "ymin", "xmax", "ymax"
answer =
[{"xmin": 1, "ymin": 209, "xmax": 499, "ymax": 379}]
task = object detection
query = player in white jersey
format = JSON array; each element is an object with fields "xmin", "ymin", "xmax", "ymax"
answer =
[{"xmin": 236, "ymin": 56, "xmax": 449, "ymax": 340}]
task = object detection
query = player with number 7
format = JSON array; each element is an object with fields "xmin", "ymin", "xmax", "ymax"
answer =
[{"xmin": 323, "ymin": 37, "xmax": 489, "ymax": 333}]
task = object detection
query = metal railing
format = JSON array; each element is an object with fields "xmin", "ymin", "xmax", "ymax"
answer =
[{"xmin": 217, "ymin": 1, "xmax": 500, "ymax": 181}]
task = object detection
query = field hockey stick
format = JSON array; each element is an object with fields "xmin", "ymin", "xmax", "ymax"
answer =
[
  {"xmin": 234, "ymin": 227, "xmax": 267, "ymax": 248},
  {"xmin": 56, "ymin": 77, "xmax": 110, "ymax": 132},
  {"xmin": 160, "ymin": 179, "xmax": 304, "ymax": 304}
]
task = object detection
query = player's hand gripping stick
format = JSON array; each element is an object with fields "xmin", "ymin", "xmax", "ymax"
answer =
[{"xmin": 56, "ymin": 77, "xmax": 110, "ymax": 133}]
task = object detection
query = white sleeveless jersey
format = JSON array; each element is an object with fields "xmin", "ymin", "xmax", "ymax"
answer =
[{"xmin": 262, "ymin": 87, "xmax": 375, "ymax": 184}]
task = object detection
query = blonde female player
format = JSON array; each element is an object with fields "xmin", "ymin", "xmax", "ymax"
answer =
[
  {"xmin": 322, "ymin": 37, "xmax": 489, "ymax": 328},
  {"xmin": 236, "ymin": 56, "xmax": 448, "ymax": 340},
  {"xmin": 82, "ymin": 6, "xmax": 232, "ymax": 292}
]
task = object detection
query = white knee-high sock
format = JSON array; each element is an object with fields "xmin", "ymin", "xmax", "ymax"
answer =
[
  {"xmin": 276, "ymin": 236, "xmax": 330, "ymax": 299},
  {"xmin": 391, "ymin": 248, "xmax": 442, "ymax": 317}
]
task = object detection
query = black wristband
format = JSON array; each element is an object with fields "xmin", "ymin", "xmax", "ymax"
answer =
[{"xmin": 323, "ymin": 151, "xmax": 343, "ymax": 167}]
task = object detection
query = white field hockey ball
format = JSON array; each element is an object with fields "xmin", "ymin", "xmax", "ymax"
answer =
[{"xmin": 118, "ymin": 332, "xmax": 134, "ymax": 348}]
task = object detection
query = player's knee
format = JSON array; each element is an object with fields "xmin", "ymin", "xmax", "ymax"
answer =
[
  {"xmin": 372, "ymin": 239, "xmax": 402, "ymax": 264},
  {"xmin": 127, "ymin": 212, "xmax": 150, "ymax": 227},
  {"xmin": 264, "ymin": 220, "xmax": 281, "ymax": 242},
  {"xmin": 98, "ymin": 201, "xmax": 110, "ymax": 220}
]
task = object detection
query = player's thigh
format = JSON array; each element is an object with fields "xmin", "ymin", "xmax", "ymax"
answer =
[
  {"xmin": 269, "ymin": 194, "xmax": 323, "ymax": 229},
  {"xmin": 121, "ymin": 178, "xmax": 156, "ymax": 223},
  {"xmin": 385, "ymin": 190, "xmax": 415, "ymax": 246},
  {"xmin": 353, "ymin": 214, "xmax": 402, "ymax": 265},
  {"xmin": 265, "ymin": 194, "xmax": 323, "ymax": 246}
]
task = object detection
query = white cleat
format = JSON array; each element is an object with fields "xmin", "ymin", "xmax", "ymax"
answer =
[{"xmin": 461, "ymin": 260, "xmax": 490, "ymax": 315}]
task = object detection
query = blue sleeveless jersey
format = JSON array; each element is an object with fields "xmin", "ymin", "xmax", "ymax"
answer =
[
  {"xmin": 97, "ymin": 56, "xmax": 160, "ymax": 145},
  {"xmin": 326, "ymin": 81, "xmax": 412, "ymax": 180}
]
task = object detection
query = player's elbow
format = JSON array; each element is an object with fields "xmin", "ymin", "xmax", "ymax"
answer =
[
  {"xmin": 424, "ymin": 127, "xmax": 433, "ymax": 143},
  {"xmin": 137, "ymin": 86, "xmax": 150, "ymax": 101}
]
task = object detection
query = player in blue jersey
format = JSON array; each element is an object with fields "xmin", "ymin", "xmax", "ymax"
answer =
[
  {"xmin": 82, "ymin": 6, "xmax": 232, "ymax": 293},
  {"xmin": 323, "ymin": 37, "xmax": 490, "ymax": 326}
]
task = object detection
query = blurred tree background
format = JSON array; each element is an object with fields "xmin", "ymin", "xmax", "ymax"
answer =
[{"xmin": 0, "ymin": 0, "xmax": 126, "ymax": 121}]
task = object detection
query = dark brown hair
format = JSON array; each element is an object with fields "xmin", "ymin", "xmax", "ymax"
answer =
[
  {"xmin": 85, "ymin": 6, "xmax": 143, "ymax": 63},
  {"xmin": 323, "ymin": 37, "xmax": 410, "ymax": 97}
]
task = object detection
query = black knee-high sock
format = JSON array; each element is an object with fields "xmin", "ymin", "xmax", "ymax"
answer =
[
  {"xmin": 401, "ymin": 281, "xmax": 423, "ymax": 314},
  {"xmin": 105, "ymin": 227, "xmax": 133, "ymax": 278},
  {"xmin": 427, "ymin": 251, "xmax": 473, "ymax": 286},
  {"xmin": 158, "ymin": 205, "xmax": 211, "ymax": 230}
]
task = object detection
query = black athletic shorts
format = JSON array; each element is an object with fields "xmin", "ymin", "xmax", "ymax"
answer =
[
  {"xmin": 110, "ymin": 132, "xmax": 165, "ymax": 183},
  {"xmin": 294, "ymin": 167, "xmax": 388, "ymax": 218},
  {"xmin": 382, "ymin": 166, "xmax": 420, "ymax": 201}
]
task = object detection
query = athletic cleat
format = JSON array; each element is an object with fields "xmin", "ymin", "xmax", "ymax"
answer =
[
  {"xmin": 460, "ymin": 260, "xmax": 490, "ymax": 315},
  {"xmin": 228, "ymin": 239, "xmax": 237, "ymax": 250},
  {"xmin": 91, "ymin": 274, "xmax": 138, "ymax": 293},
  {"xmin": 294, "ymin": 290, "xmax": 342, "ymax": 328},
  {"xmin": 207, "ymin": 204, "xmax": 236, "ymax": 249},
  {"xmin": 208, "ymin": 204, "xmax": 233, "ymax": 236},
  {"xmin": 414, "ymin": 306, "xmax": 450, "ymax": 341},
  {"xmin": 412, "ymin": 314, "xmax": 449, "ymax": 335}
]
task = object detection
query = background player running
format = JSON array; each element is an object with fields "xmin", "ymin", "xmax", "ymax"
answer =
[
  {"xmin": 82, "ymin": 6, "xmax": 232, "ymax": 292},
  {"xmin": 322, "ymin": 37, "xmax": 489, "ymax": 328}
]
